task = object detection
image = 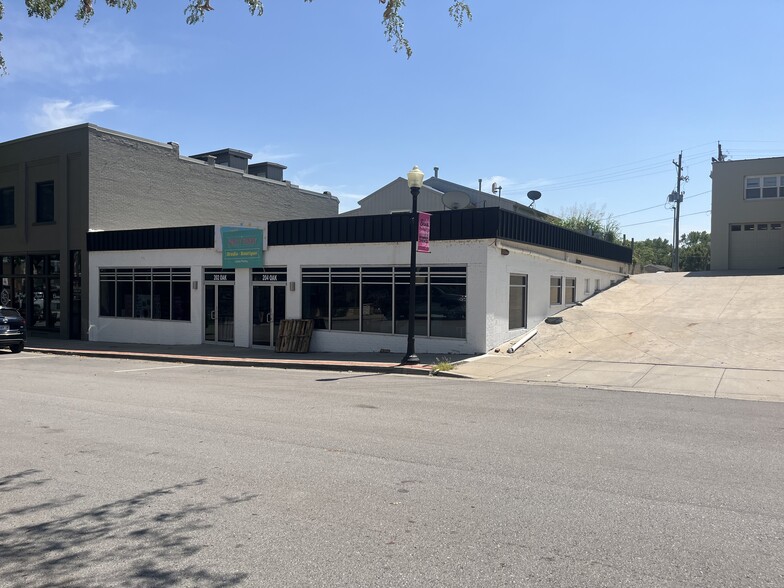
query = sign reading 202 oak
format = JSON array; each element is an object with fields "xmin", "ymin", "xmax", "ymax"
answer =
[{"xmin": 221, "ymin": 227, "xmax": 264, "ymax": 268}]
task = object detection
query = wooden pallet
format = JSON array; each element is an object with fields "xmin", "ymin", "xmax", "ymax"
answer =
[{"xmin": 275, "ymin": 319, "xmax": 314, "ymax": 353}]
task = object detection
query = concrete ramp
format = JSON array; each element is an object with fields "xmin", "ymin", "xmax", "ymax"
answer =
[
  {"xmin": 453, "ymin": 272, "xmax": 784, "ymax": 401},
  {"xmin": 526, "ymin": 271, "xmax": 784, "ymax": 369}
]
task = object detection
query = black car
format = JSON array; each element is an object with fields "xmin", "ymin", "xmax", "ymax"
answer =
[{"xmin": 0, "ymin": 306, "xmax": 26, "ymax": 353}]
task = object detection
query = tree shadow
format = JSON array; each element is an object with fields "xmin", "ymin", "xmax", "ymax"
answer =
[
  {"xmin": 0, "ymin": 469, "xmax": 50, "ymax": 494},
  {"xmin": 0, "ymin": 476, "xmax": 257, "ymax": 587}
]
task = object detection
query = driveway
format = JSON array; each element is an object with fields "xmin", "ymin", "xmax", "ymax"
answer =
[{"xmin": 453, "ymin": 271, "xmax": 784, "ymax": 402}]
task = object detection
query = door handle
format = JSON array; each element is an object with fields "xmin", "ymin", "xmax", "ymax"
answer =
[
  {"xmin": 266, "ymin": 312, "xmax": 272, "ymax": 324},
  {"xmin": 210, "ymin": 310, "xmax": 216, "ymax": 320}
]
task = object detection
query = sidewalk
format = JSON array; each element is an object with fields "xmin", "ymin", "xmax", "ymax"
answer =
[{"xmin": 24, "ymin": 337, "xmax": 471, "ymax": 377}]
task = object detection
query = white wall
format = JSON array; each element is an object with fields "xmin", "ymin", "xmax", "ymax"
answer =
[
  {"xmin": 89, "ymin": 249, "xmax": 216, "ymax": 345},
  {"xmin": 89, "ymin": 238, "xmax": 628, "ymax": 354},
  {"xmin": 484, "ymin": 240, "xmax": 629, "ymax": 350},
  {"xmin": 269, "ymin": 240, "xmax": 487, "ymax": 354}
]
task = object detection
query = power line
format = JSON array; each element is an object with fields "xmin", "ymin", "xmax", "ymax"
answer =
[
  {"xmin": 620, "ymin": 209, "xmax": 711, "ymax": 228},
  {"xmin": 504, "ymin": 153, "xmax": 715, "ymax": 194}
]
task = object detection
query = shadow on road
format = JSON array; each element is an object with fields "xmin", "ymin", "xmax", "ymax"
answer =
[{"xmin": 0, "ymin": 473, "xmax": 256, "ymax": 587}]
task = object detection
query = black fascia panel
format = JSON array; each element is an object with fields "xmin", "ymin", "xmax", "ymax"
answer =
[{"xmin": 87, "ymin": 225, "xmax": 214, "ymax": 251}]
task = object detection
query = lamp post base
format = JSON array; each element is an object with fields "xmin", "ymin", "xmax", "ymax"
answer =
[{"xmin": 400, "ymin": 353, "xmax": 420, "ymax": 365}]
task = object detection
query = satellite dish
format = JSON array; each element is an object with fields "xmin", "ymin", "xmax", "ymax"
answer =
[
  {"xmin": 491, "ymin": 182, "xmax": 498, "ymax": 194},
  {"xmin": 527, "ymin": 190, "xmax": 542, "ymax": 202},
  {"xmin": 441, "ymin": 191, "xmax": 470, "ymax": 210}
]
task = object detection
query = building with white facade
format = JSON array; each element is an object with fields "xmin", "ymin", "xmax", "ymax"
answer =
[{"xmin": 87, "ymin": 209, "xmax": 632, "ymax": 355}]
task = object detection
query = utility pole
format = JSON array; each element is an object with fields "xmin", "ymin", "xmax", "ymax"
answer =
[{"xmin": 670, "ymin": 152, "xmax": 688, "ymax": 271}]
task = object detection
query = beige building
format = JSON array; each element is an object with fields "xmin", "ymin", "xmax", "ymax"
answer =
[{"xmin": 711, "ymin": 157, "xmax": 784, "ymax": 270}]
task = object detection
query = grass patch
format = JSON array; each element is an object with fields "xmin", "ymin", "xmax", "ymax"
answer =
[{"xmin": 431, "ymin": 359, "xmax": 455, "ymax": 374}]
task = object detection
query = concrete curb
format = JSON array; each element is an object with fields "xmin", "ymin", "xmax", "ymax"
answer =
[{"xmin": 26, "ymin": 347, "xmax": 436, "ymax": 377}]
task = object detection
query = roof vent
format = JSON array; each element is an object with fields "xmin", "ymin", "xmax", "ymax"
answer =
[
  {"xmin": 247, "ymin": 162, "xmax": 287, "ymax": 182},
  {"xmin": 189, "ymin": 148, "xmax": 252, "ymax": 172}
]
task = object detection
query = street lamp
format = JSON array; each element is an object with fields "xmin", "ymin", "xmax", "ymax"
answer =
[{"xmin": 401, "ymin": 165, "xmax": 425, "ymax": 365}]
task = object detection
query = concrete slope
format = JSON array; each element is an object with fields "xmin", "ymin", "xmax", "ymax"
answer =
[
  {"xmin": 452, "ymin": 271, "xmax": 784, "ymax": 401},
  {"xmin": 521, "ymin": 271, "xmax": 784, "ymax": 369}
]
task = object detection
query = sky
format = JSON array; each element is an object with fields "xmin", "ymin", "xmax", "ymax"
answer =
[{"xmin": 2, "ymin": 0, "xmax": 784, "ymax": 243}]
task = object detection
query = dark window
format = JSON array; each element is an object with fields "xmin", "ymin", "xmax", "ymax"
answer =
[
  {"xmin": 100, "ymin": 267, "xmax": 190, "ymax": 321},
  {"xmin": 171, "ymin": 281, "xmax": 191, "ymax": 321},
  {"xmin": 565, "ymin": 277, "xmax": 577, "ymax": 304},
  {"xmin": 730, "ymin": 224, "xmax": 741, "ymax": 232},
  {"xmin": 0, "ymin": 186, "xmax": 13, "ymax": 226},
  {"xmin": 35, "ymin": 181, "xmax": 55, "ymax": 223},
  {"xmin": 429, "ymin": 284, "xmax": 466, "ymax": 338},
  {"xmin": 99, "ymin": 270, "xmax": 116, "ymax": 317},
  {"xmin": 133, "ymin": 268, "xmax": 152, "ymax": 318},
  {"xmin": 153, "ymin": 269, "xmax": 171, "ymax": 320},
  {"xmin": 331, "ymin": 282, "xmax": 360, "ymax": 332},
  {"xmin": 302, "ymin": 266, "xmax": 466, "ymax": 339},
  {"xmin": 362, "ymin": 282, "xmax": 393, "ymax": 334},
  {"xmin": 394, "ymin": 269, "xmax": 428, "ymax": 336},
  {"xmin": 302, "ymin": 282, "xmax": 329, "ymax": 329},
  {"xmin": 509, "ymin": 274, "xmax": 527, "ymax": 329}
]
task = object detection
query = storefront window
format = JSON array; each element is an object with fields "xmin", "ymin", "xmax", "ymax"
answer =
[
  {"xmin": 302, "ymin": 266, "xmax": 466, "ymax": 339},
  {"xmin": 99, "ymin": 267, "xmax": 191, "ymax": 321},
  {"xmin": 0, "ymin": 254, "xmax": 60, "ymax": 328}
]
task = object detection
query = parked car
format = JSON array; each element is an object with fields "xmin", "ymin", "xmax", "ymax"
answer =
[{"xmin": 0, "ymin": 306, "xmax": 26, "ymax": 353}]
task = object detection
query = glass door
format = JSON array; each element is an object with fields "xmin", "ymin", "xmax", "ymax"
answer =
[
  {"xmin": 252, "ymin": 285, "xmax": 285, "ymax": 347},
  {"xmin": 205, "ymin": 283, "xmax": 234, "ymax": 343}
]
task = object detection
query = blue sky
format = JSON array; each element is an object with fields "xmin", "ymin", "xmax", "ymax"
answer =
[{"xmin": 2, "ymin": 0, "xmax": 784, "ymax": 242}]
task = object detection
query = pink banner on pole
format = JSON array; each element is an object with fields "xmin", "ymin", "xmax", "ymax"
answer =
[{"xmin": 417, "ymin": 212, "xmax": 431, "ymax": 253}]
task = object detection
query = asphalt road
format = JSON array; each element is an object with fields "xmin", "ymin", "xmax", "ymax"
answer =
[{"xmin": 1, "ymin": 353, "xmax": 783, "ymax": 587}]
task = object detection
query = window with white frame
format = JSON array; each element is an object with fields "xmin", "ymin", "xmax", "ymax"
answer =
[
  {"xmin": 550, "ymin": 276, "xmax": 562, "ymax": 305},
  {"xmin": 745, "ymin": 175, "xmax": 784, "ymax": 200},
  {"xmin": 584, "ymin": 278, "xmax": 591, "ymax": 294}
]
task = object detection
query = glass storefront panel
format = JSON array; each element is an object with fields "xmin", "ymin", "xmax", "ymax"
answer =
[
  {"xmin": 361, "ymin": 282, "xmax": 393, "ymax": 333},
  {"xmin": 302, "ymin": 282, "xmax": 328, "ymax": 329},
  {"xmin": 49, "ymin": 278, "xmax": 60, "ymax": 328},
  {"xmin": 430, "ymin": 284, "xmax": 466, "ymax": 338},
  {"xmin": 32, "ymin": 277, "xmax": 46, "ymax": 328},
  {"xmin": 171, "ymin": 281, "xmax": 190, "ymax": 321},
  {"xmin": 331, "ymin": 283, "xmax": 359, "ymax": 332},
  {"xmin": 394, "ymin": 283, "xmax": 428, "ymax": 336}
]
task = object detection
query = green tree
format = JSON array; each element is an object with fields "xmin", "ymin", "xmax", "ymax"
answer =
[
  {"xmin": 632, "ymin": 237, "xmax": 672, "ymax": 270},
  {"xmin": 555, "ymin": 203, "xmax": 621, "ymax": 243},
  {"xmin": 679, "ymin": 230, "xmax": 710, "ymax": 271},
  {"xmin": 0, "ymin": 1, "xmax": 472, "ymax": 73}
]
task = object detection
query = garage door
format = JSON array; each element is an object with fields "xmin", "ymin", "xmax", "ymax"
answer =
[{"xmin": 729, "ymin": 222, "xmax": 784, "ymax": 270}]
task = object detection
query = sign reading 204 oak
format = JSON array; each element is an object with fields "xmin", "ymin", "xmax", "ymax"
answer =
[{"xmin": 221, "ymin": 227, "xmax": 263, "ymax": 269}]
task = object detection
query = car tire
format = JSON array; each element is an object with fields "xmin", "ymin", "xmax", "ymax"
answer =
[{"xmin": 9, "ymin": 342, "xmax": 24, "ymax": 353}]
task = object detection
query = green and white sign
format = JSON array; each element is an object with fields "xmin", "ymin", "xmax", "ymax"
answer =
[{"xmin": 221, "ymin": 227, "xmax": 263, "ymax": 268}]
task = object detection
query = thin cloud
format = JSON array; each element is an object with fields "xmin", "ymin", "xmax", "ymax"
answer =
[
  {"xmin": 296, "ymin": 182, "xmax": 363, "ymax": 213},
  {"xmin": 31, "ymin": 99, "xmax": 117, "ymax": 132},
  {"xmin": 3, "ymin": 30, "xmax": 140, "ymax": 85},
  {"xmin": 252, "ymin": 146, "xmax": 300, "ymax": 163}
]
